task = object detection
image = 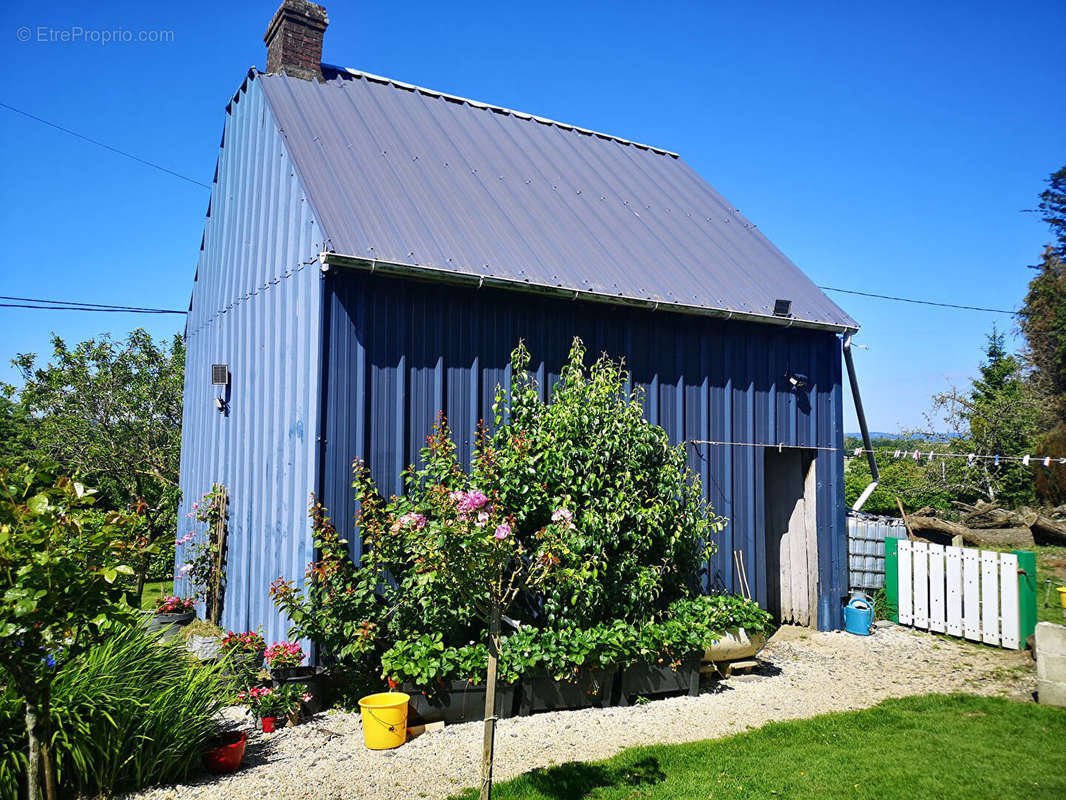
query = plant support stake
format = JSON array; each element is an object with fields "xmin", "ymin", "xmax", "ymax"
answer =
[{"xmin": 481, "ymin": 607, "xmax": 501, "ymax": 800}]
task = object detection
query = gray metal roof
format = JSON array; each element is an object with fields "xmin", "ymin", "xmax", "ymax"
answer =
[{"xmin": 258, "ymin": 67, "xmax": 858, "ymax": 331}]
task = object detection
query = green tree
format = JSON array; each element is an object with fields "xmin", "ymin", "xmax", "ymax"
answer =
[
  {"xmin": 0, "ymin": 391, "xmax": 37, "ymax": 473},
  {"xmin": 931, "ymin": 328, "xmax": 1041, "ymax": 506},
  {"xmin": 0, "ymin": 467, "xmax": 138, "ymax": 800},
  {"xmin": 10, "ymin": 330, "xmax": 184, "ymax": 599},
  {"xmin": 1021, "ymin": 166, "xmax": 1066, "ymax": 503}
]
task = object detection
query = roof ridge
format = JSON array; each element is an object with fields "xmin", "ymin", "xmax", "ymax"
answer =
[{"xmin": 321, "ymin": 64, "xmax": 680, "ymax": 158}]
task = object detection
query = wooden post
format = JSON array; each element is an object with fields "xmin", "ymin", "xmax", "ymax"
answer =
[
  {"xmin": 895, "ymin": 497, "xmax": 915, "ymax": 541},
  {"xmin": 480, "ymin": 607, "xmax": 501, "ymax": 800},
  {"xmin": 209, "ymin": 486, "xmax": 229, "ymax": 626}
]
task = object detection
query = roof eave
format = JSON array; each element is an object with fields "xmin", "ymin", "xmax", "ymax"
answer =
[{"xmin": 319, "ymin": 252, "xmax": 859, "ymax": 334}]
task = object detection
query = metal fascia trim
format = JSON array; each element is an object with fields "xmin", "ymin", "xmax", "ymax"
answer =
[{"xmin": 320, "ymin": 252, "xmax": 858, "ymax": 334}]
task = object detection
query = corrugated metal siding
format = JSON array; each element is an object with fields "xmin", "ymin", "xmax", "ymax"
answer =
[
  {"xmin": 175, "ymin": 77, "xmax": 326, "ymax": 643},
  {"xmin": 847, "ymin": 512, "xmax": 907, "ymax": 591},
  {"xmin": 322, "ymin": 271, "xmax": 849, "ymax": 630},
  {"xmin": 258, "ymin": 69, "xmax": 857, "ymax": 331}
]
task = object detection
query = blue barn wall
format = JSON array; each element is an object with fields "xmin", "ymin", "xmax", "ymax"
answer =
[
  {"xmin": 322, "ymin": 271, "xmax": 848, "ymax": 630},
  {"xmin": 175, "ymin": 75, "xmax": 326, "ymax": 643}
]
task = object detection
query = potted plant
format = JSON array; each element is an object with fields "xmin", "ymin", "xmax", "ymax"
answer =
[
  {"xmin": 202, "ymin": 729, "xmax": 247, "ymax": 773},
  {"xmin": 238, "ymin": 684, "xmax": 308, "ymax": 732},
  {"xmin": 221, "ymin": 630, "xmax": 266, "ymax": 682},
  {"xmin": 147, "ymin": 596, "xmax": 196, "ymax": 640},
  {"xmin": 265, "ymin": 641, "xmax": 310, "ymax": 679},
  {"xmin": 181, "ymin": 619, "xmax": 225, "ymax": 660}
]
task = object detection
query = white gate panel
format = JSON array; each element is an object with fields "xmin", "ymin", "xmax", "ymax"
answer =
[
  {"xmin": 898, "ymin": 539, "xmax": 913, "ymax": 626},
  {"xmin": 999, "ymin": 553, "xmax": 1020, "ymax": 649},
  {"xmin": 945, "ymin": 546, "xmax": 963, "ymax": 636},
  {"xmin": 913, "ymin": 541, "xmax": 929, "ymax": 629},
  {"xmin": 981, "ymin": 550, "xmax": 1000, "ymax": 646},
  {"xmin": 928, "ymin": 544, "xmax": 946, "ymax": 633},
  {"xmin": 963, "ymin": 549, "xmax": 981, "ymax": 642}
]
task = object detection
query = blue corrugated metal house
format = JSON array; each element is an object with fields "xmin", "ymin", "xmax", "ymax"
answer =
[{"xmin": 175, "ymin": 0, "xmax": 859, "ymax": 640}]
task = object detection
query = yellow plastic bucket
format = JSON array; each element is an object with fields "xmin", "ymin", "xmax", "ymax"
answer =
[
  {"xmin": 1058, "ymin": 586, "xmax": 1066, "ymax": 609},
  {"xmin": 358, "ymin": 692, "xmax": 410, "ymax": 750}
]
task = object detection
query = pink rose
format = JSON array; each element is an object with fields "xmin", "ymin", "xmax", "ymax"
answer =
[{"xmin": 494, "ymin": 523, "xmax": 511, "ymax": 540}]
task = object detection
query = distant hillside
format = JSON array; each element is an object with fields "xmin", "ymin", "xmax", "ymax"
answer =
[{"xmin": 845, "ymin": 432, "xmax": 963, "ymax": 442}]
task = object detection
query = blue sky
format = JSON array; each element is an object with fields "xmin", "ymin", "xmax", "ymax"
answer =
[{"xmin": 1, "ymin": 0, "xmax": 1063, "ymax": 433}]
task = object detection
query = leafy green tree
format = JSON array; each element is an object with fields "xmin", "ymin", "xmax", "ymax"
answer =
[
  {"xmin": 0, "ymin": 391, "xmax": 37, "ymax": 473},
  {"xmin": 1021, "ymin": 166, "xmax": 1066, "ymax": 504},
  {"xmin": 0, "ymin": 467, "xmax": 138, "ymax": 800},
  {"xmin": 10, "ymin": 330, "xmax": 184, "ymax": 598},
  {"xmin": 931, "ymin": 328, "xmax": 1041, "ymax": 506}
]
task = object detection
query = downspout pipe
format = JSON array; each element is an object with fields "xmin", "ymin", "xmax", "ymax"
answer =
[{"xmin": 843, "ymin": 333, "xmax": 879, "ymax": 511}]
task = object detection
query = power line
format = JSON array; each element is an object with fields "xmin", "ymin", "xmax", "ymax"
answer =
[
  {"xmin": 0, "ymin": 294, "xmax": 185, "ymax": 314},
  {"xmin": 688, "ymin": 439, "xmax": 1066, "ymax": 465},
  {"xmin": 0, "ymin": 294, "xmax": 185, "ymax": 315},
  {"xmin": 0, "ymin": 102, "xmax": 211, "ymax": 190},
  {"xmin": 819, "ymin": 286, "xmax": 1017, "ymax": 315}
]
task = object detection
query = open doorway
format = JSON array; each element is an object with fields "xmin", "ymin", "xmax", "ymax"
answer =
[{"xmin": 763, "ymin": 449, "xmax": 818, "ymax": 627}]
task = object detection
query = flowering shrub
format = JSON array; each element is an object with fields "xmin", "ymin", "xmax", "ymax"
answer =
[
  {"xmin": 220, "ymin": 630, "xmax": 265, "ymax": 655},
  {"xmin": 264, "ymin": 642, "xmax": 305, "ymax": 669},
  {"xmin": 236, "ymin": 684, "xmax": 309, "ymax": 719},
  {"xmin": 153, "ymin": 596, "xmax": 195, "ymax": 615}
]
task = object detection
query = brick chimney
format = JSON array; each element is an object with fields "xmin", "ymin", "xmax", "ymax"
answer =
[{"xmin": 264, "ymin": 0, "xmax": 329, "ymax": 81}]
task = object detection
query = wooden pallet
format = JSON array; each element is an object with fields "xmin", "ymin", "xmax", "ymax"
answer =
[{"xmin": 700, "ymin": 659, "xmax": 761, "ymax": 678}]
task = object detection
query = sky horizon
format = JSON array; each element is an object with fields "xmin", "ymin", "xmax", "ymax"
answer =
[{"xmin": 1, "ymin": 0, "xmax": 1063, "ymax": 436}]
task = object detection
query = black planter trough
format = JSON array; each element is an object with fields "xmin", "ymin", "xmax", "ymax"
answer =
[
  {"xmin": 269, "ymin": 666, "xmax": 328, "ymax": 714},
  {"xmin": 618, "ymin": 653, "xmax": 701, "ymax": 705},
  {"xmin": 404, "ymin": 680, "xmax": 519, "ymax": 725},
  {"xmin": 519, "ymin": 669, "xmax": 617, "ymax": 715},
  {"xmin": 145, "ymin": 611, "xmax": 195, "ymax": 641}
]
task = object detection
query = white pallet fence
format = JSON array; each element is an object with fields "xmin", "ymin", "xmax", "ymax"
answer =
[{"xmin": 896, "ymin": 540, "xmax": 1020, "ymax": 649}]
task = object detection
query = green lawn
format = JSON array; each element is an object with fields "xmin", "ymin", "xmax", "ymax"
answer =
[
  {"xmin": 139, "ymin": 580, "xmax": 173, "ymax": 610},
  {"xmin": 453, "ymin": 694, "xmax": 1066, "ymax": 799},
  {"xmin": 1035, "ymin": 545, "xmax": 1066, "ymax": 624}
]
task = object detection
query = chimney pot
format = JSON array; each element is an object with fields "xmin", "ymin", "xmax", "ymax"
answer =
[{"xmin": 264, "ymin": 0, "xmax": 329, "ymax": 81}]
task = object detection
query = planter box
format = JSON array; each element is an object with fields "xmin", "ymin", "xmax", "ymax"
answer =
[
  {"xmin": 519, "ymin": 669, "xmax": 616, "ymax": 715},
  {"xmin": 404, "ymin": 680, "xmax": 519, "ymax": 725},
  {"xmin": 188, "ymin": 635, "xmax": 222, "ymax": 661},
  {"xmin": 146, "ymin": 611, "xmax": 195, "ymax": 641},
  {"xmin": 618, "ymin": 653, "xmax": 700, "ymax": 705}
]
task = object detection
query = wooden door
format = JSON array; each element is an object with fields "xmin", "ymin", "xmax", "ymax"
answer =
[{"xmin": 763, "ymin": 450, "xmax": 818, "ymax": 626}]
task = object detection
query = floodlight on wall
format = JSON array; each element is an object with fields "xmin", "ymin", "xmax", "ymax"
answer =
[
  {"xmin": 772, "ymin": 298, "xmax": 792, "ymax": 317},
  {"xmin": 788, "ymin": 372, "xmax": 809, "ymax": 390},
  {"xmin": 211, "ymin": 364, "xmax": 229, "ymax": 414}
]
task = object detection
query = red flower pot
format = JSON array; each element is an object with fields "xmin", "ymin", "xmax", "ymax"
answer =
[
  {"xmin": 261, "ymin": 716, "xmax": 277, "ymax": 733},
  {"xmin": 202, "ymin": 731, "xmax": 247, "ymax": 774}
]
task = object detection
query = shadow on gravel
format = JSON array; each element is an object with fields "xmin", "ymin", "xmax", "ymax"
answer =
[{"xmin": 522, "ymin": 756, "xmax": 666, "ymax": 799}]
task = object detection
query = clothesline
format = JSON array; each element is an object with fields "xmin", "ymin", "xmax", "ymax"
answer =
[{"xmin": 687, "ymin": 439, "xmax": 1066, "ymax": 466}]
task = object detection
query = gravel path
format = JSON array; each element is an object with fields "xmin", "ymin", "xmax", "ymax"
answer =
[{"xmin": 127, "ymin": 624, "xmax": 1035, "ymax": 800}]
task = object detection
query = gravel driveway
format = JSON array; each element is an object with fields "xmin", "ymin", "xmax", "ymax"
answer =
[{"xmin": 127, "ymin": 623, "xmax": 1035, "ymax": 800}]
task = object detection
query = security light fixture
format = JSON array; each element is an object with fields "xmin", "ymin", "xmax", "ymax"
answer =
[
  {"xmin": 788, "ymin": 372, "xmax": 809, "ymax": 390},
  {"xmin": 773, "ymin": 298, "xmax": 792, "ymax": 317},
  {"xmin": 211, "ymin": 364, "xmax": 230, "ymax": 414}
]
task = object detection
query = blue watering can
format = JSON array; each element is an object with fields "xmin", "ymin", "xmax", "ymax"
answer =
[{"xmin": 843, "ymin": 592, "xmax": 874, "ymax": 636}]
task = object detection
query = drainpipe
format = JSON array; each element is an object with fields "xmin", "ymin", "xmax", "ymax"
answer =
[{"xmin": 843, "ymin": 333, "xmax": 879, "ymax": 511}]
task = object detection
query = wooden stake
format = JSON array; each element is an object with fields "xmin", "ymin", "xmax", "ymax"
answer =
[
  {"xmin": 480, "ymin": 607, "xmax": 501, "ymax": 800},
  {"xmin": 896, "ymin": 497, "xmax": 915, "ymax": 541},
  {"xmin": 739, "ymin": 550, "xmax": 752, "ymax": 601}
]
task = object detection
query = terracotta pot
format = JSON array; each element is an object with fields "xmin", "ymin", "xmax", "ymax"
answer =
[
  {"xmin": 202, "ymin": 730, "xmax": 247, "ymax": 774},
  {"xmin": 260, "ymin": 716, "xmax": 277, "ymax": 733}
]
